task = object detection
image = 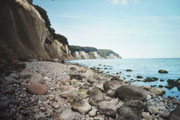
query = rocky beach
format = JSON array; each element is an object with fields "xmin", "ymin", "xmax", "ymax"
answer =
[{"xmin": 0, "ymin": 60, "xmax": 180, "ymax": 120}]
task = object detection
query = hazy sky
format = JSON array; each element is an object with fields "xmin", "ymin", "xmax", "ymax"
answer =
[{"xmin": 34, "ymin": 0, "xmax": 180, "ymax": 58}]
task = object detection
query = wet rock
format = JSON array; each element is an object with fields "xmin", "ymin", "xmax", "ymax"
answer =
[
  {"xmin": 158, "ymin": 69, "xmax": 168, "ymax": 73},
  {"xmin": 168, "ymin": 107, "xmax": 180, "ymax": 120},
  {"xmin": 144, "ymin": 77, "xmax": 158, "ymax": 82},
  {"xmin": 89, "ymin": 107, "xmax": 97, "ymax": 117},
  {"xmin": 116, "ymin": 105, "xmax": 140, "ymax": 120},
  {"xmin": 126, "ymin": 69, "xmax": 132, "ymax": 72},
  {"xmin": 72, "ymin": 98, "xmax": 91, "ymax": 114},
  {"xmin": 141, "ymin": 112, "xmax": 153, "ymax": 120},
  {"xmin": 89, "ymin": 88, "xmax": 105, "ymax": 106},
  {"xmin": 136, "ymin": 75, "xmax": 143, "ymax": 79},
  {"xmin": 124, "ymin": 100, "xmax": 144, "ymax": 111},
  {"xmin": 0, "ymin": 86, "xmax": 15, "ymax": 94},
  {"xmin": 98, "ymin": 99, "xmax": 120, "ymax": 117},
  {"xmin": 4, "ymin": 76, "xmax": 19, "ymax": 85},
  {"xmin": 115, "ymin": 85, "xmax": 147, "ymax": 101},
  {"xmin": 26, "ymin": 82, "xmax": 47, "ymax": 95}
]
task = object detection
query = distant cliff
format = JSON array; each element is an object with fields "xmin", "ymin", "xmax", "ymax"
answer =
[
  {"xmin": 70, "ymin": 45, "xmax": 121, "ymax": 59},
  {"xmin": 0, "ymin": 0, "xmax": 72, "ymax": 62}
]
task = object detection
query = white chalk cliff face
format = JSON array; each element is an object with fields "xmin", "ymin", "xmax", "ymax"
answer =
[
  {"xmin": 73, "ymin": 51, "xmax": 120, "ymax": 59},
  {"xmin": 0, "ymin": 0, "xmax": 72, "ymax": 60}
]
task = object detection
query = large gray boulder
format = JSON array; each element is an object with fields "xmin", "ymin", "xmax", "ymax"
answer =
[
  {"xmin": 115, "ymin": 85, "xmax": 147, "ymax": 101},
  {"xmin": 168, "ymin": 107, "xmax": 180, "ymax": 120},
  {"xmin": 116, "ymin": 105, "xmax": 141, "ymax": 120}
]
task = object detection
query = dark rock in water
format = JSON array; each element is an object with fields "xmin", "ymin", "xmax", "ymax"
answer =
[
  {"xmin": 160, "ymin": 79, "xmax": 165, "ymax": 82},
  {"xmin": 115, "ymin": 85, "xmax": 147, "ymax": 101},
  {"xmin": 26, "ymin": 82, "xmax": 47, "ymax": 95},
  {"xmin": 116, "ymin": 105, "xmax": 141, "ymax": 120},
  {"xmin": 158, "ymin": 69, "xmax": 168, "ymax": 73},
  {"xmin": 126, "ymin": 69, "xmax": 132, "ymax": 72},
  {"xmin": 168, "ymin": 107, "xmax": 180, "ymax": 120},
  {"xmin": 177, "ymin": 78, "xmax": 180, "ymax": 85},
  {"xmin": 158, "ymin": 85, "xmax": 164, "ymax": 88},
  {"xmin": 150, "ymin": 85, "xmax": 157, "ymax": 87},
  {"xmin": 124, "ymin": 100, "xmax": 145, "ymax": 111},
  {"xmin": 165, "ymin": 85, "xmax": 174, "ymax": 90},
  {"xmin": 144, "ymin": 77, "xmax": 158, "ymax": 82},
  {"xmin": 167, "ymin": 79, "xmax": 177, "ymax": 86},
  {"xmin": 111, "ymin": 75, "xmax": 121, "ymax": 80},
  {"xmin": 89, "ymin": 88, "xmax": 104, "ymax": 106},
  {"xmin": 136, "ymin": 75, "xmax": 143, "ymax": 79}
]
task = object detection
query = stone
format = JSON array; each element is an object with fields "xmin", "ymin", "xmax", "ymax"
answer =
[
  {"xmin": 60, "ymin": 89, "xmax": 79, "ymax": 103},
  {"xmin": 136, "ymin": 75, "xmax": 143, "ymax": 79},
  {"xmin": 150, "ymin": 88, "xmax": 165, "ymax": 96},
  {"xmin": 72, "ymin": 98, "xmax": 91, "ymax": 114},
  {"xmin": 54, "ymin": 108, "xmax": 76, "ymax": 120},
  {"xmin": 144, "ymin": 77, "xmax": 158, "ymax": 82},
  {"xmin": 116, "ymin": 105, "xmax": 140, "ymax": 120},
  {"xmin": 98, "ymin": 99, "xmax": 120, "ymax": 117},
  {"xmin": 103, "ymin": 80, "xmax": 123, "ymax": 91},
  {"xmin": 70, "ymin": 73, "xmax": 83, "ymax": 80},
  {"xmin": 87, "ymin": 77, "xmax": 96, "ymax": 84},
  {"xmin": 124, "ymin": 100, "xmax": 144, "ymax": 111},
  {"xmin": 9, "ymin": 73, "xmax": 19, "ymax": 79},
  {"xmin": 78, "ymin": 88, "xmax": 88, "ymax": 99},
  {"xmin": 59, "ymin": 75, "xmax": 70, "ymax": 85},
  {"xmin": 168, "ymin": 107, "xmax": 180, "ymax": 120},
  {"xmin": 29, "ymin": 74, "xmax": 45, "ymax": 84},
  {"xmin": 141, "ymin": 112, "xmax": 153, "ymax": 120},
  {"xmin": 48, "ymin": 95, "xmax": 55, "ymax": 101},
  {"xmin": 0, "ymin": 100, "xmax": 10, "ymax": 110},
  {"xmin": 26, "ymin": 82, "xmax": 47, "ymax": 95},
  {"xmin": 158, "ymin": 69, "xmax": 168, "ymax": 73},
  {"xmin": 52, "ymin": 102, "xmax": 60, "ymax": 109},
  {"xmin": 115, "ymin": 85, "xmax": 147, "ymax": 101},
  {"xmin": 19, "ymin": 70, "xmax": 31, "ymax": 79},
  {"xmin": 4, "ymin": 76, "xmax": 19, "ymax": 85},
  {"xmin": 40, "ymin": 106, "xmax": 47, "ymax": 112},
  {"xmin": 0, "ymin": 86, "xmax": 15, "ymax": 94},
  {"xmin": 89, "ymin": 107, "xmax": 97, "ymax": 117},
  {"xmin": 147, "ymin": 106, "xmax": 159, "ymax": 114},
  {"xmin": 126, "ymin": 69, "xmax": 132, "ymax": 72},
  {"xmin": 89, "ymin": 88, "xmax": 105, "ymax": 106}
]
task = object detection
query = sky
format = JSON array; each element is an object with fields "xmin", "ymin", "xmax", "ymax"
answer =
[{"xmin": 34, "ymin": 0, "xmax": 180, "ymax": 58}]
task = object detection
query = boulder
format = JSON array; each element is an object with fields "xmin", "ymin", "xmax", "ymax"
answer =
[
  {"xmin": 141, "ymin": 112, "xmax": 153, "ymax": 120},
  {"xmin": 136, "ymin": 75, "xmax": 143, "ymax": 79},
  {"xmin": 103, "ymin": 80, "xmax": 123, "ymax": 91},
  {"xmin": 168, "ymin": 107, "xmax": 180, "ymax": 120},
  {"xmin": 26, "ymin": 82, "xmax": 47, "ymax": 95},
  {"xmin": 150, "ymin": 88, "xmax": 165, "ymax": 96},
  {"xmin": 115, "ymin": 85, "xmax": 147, "ymax": 101},
  {"xmin": 60, "ymin": 89, "xmax": 79, "ymax": 103},
  {"xmin": 89, "ymin": 107, "xmax": 97, "ymax": 117},
  {"xmin": 158, "ymin": 69, "xmax": 168, "ymax": 73},
  {"xmin": 89, "ymin": 88, "xmax": 105, "ymax": 106},
  {"xmin": 116, "ymin": 105, "xmax": 140, "ymax": 120},
  {"xmin": 144, "ymin": 77, "xmax": 158, "ymax": 82},
  {"xmin": 72, "ymin": 98, "xmax": 91, "ymax": 114},
  {"xmin": 126, "ymin": 69, "xmax": 132, "ymax": 72},
  {"xmin": 124, "ymin": 100, "xmax": 144, "ymax": 111},
  {"xmin": 70, "ymin": 73, "xmax": 83, "ymax": 80},
  {"xmin": 98, "ymin": 99, "xmax": 121, "ymax": 117}
]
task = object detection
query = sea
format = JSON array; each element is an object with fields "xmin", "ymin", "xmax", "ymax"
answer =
[{"xmin": 69, "ymin": 58, "xmax": 180, "ymax": 101}]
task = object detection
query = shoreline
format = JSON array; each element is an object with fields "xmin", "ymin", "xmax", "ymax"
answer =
[{"xmin": 0, "ymin": 60, "xmax": 179, "ymax": 120}]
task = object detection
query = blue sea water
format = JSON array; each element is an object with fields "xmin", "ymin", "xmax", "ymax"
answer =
[{"xmin": 69, "ymin": 58, "xmax": 180, "ymax": 101}]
